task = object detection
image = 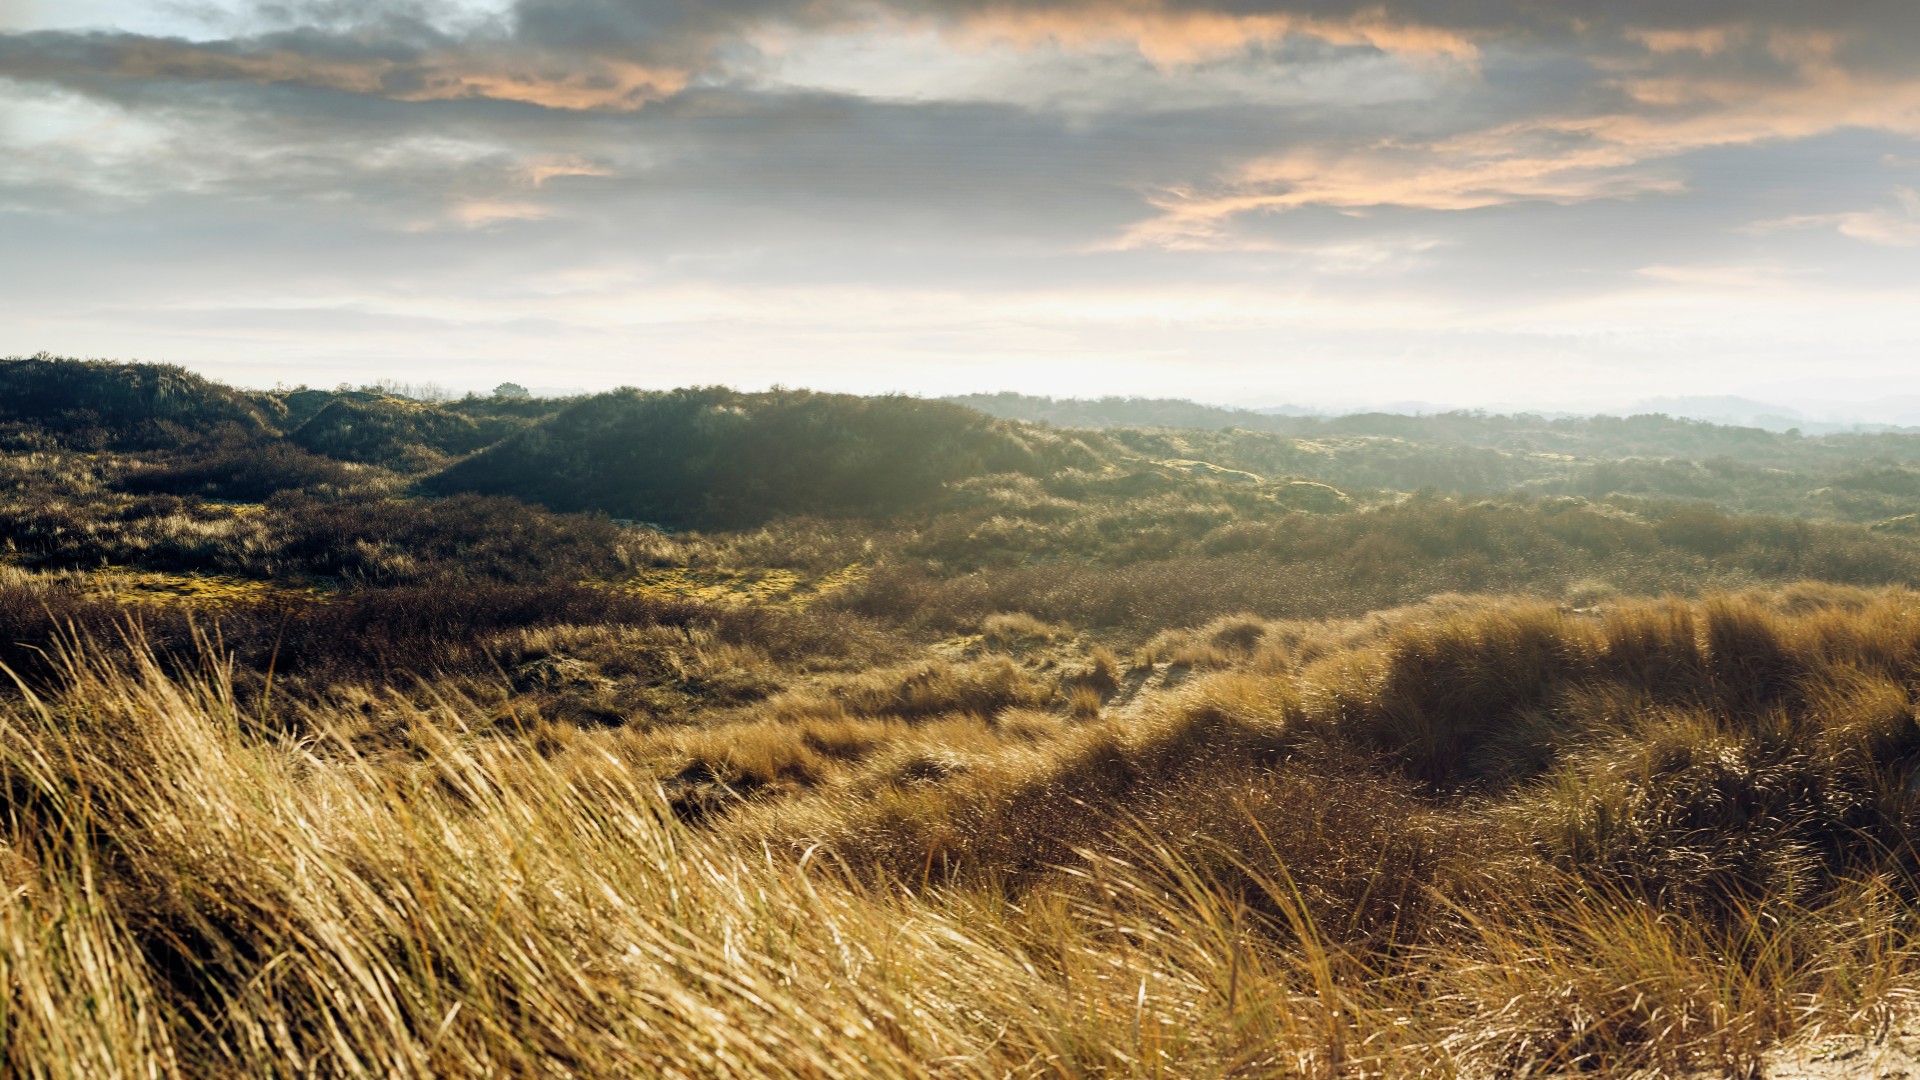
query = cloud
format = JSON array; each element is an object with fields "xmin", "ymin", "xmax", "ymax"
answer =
[
  {"xmin": 440, "ymin": 197, "xmax": 556, "ymax": 228},
  {"xmin": 1117, "ymin": 131, "xmax": 1687, "ymax": 248},
  {"xmin": 5, "ymin": 0, "xmax": 1920, "ymax": 400},
  {"xmin": 0, "ymin": 30, "xmax": 687, "ymax": 110},
  {"xmin": 520, "ymin": 155, "xmax": 611, "ymax": 185},
  {"xmin": 1748, "ymin": 189, "xmax": 1920, "ymax": 247},
  {"xmin": 1098, "ymin": 9, "xmax": 1920, "ymax": 248},
  {"xmin": 932, "ymin": 4, "xmax": 1478, "ymax": 67},
  {"xmin": 1633, "ymin": 262, "xmax": 1797, "ymax": 289},
  {"xmin": 4, "ymin": 0, "xmax": 1919, "ymax": 125},
  {"xmin": 1627, "ymin": 26, "xmax": 1740, "ymax": 56}
]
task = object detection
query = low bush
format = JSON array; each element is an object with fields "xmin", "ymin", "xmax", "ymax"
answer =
[
  {"xmin": 0, "ymin": 576, "xmax": 709, "ymax": 690},
  {"xmin": 120, "ymin": 440, "xmax": 364, "ymax": 500},
  {"xmin": 262, "ymin": 493, "xmax": 633, "ymax": 584}
]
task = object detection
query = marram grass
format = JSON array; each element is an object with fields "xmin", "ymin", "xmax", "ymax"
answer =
[{"xmin": 6, "ymin": 596, "xmax": 1920, "ymax": 1077}]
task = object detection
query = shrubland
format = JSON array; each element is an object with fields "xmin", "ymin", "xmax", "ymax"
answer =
[{"xmin": 7, "ymin": 356, "xmax": 1920, "ymax": 1075}]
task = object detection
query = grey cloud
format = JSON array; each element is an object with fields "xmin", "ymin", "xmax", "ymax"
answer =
[
  {"xmin": 5, "ymin": 0, "xmax": 1918, "ymax": 113},
  {"xmin": 491, "ymin": 0, "xmax": 1920, "ymax": 76}
]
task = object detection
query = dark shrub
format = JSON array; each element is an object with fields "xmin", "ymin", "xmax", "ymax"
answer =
[
  {"xmin": 121, "ymin": 441, "xmax": 361, "ymax": 500},
  {"xmin": 0, "ymin": 577, "xmax": 709, "ymax": 689},
  {"xmin": 265, "ymin": 493, "xmax": 633, "ymax": 584},
  {"xmin": 229, "ymin": 584, "xmax": 706, "ymax": 679}
]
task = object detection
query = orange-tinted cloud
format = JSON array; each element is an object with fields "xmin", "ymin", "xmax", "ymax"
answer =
[
  {"xmin": 520, "ymin": 156, "xmax": 613, "ymax": 187},
  {"xmin": 1118, "ymin": 134, "xmax": 1683, "ymax": 248},
  {"xmin": 1117, "ymin": 20, "xmax": 1920, "ymax": 248},
  {"xmin": 106, "ymin": 38, "xmax": 686, "ymax": 111},
  {"xmin": 942, "ymin": 3, "xmax": 1478, "ymax": 66},
  {"xmin": 1627, "ymin": 26, "xmax": 1742, "ymax": 56},
  {"xmin": 44, "ymin": 0, "xmax": 1487, "ymax": 121},
  {"xmin": 399, "ymin": 198, "xmax": 558, "ymax": 232},
  {"xmin": 449, "ymin": 199, "xmax": 555, "ymax": 228},
  {"xmin": 1747, "ymin": 189, "xmax": 1920, "ymax": 247}
]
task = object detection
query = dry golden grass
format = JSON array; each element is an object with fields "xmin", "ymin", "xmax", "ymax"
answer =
[
  {"xmin": 978, "ymin": 610, "xmax": 1069, "ymax": 648},
  {"xmin": 9, "ymin": 588, "xmax": 1920, "ymax": 1075}
]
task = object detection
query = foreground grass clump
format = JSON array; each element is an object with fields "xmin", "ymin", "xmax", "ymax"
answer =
[
  {"xmin": 9, "ymin": 593, "xmax": 1920, "ymax": 1076},
  {"xmin": 8, "ymin": 644, "xmax": 1445, "ymax": 1077}
]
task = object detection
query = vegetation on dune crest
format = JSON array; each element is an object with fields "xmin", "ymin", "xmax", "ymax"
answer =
[
  {"xmin": 290, "ymin": 396, "xmax": 493, "ymax": 469},
  {"xmin": 0, "ymin": 354, "xmax": 282, "ymax": 449},
  {"xmin": 427, "ymin": 385, "xmax": 1104, "ymax": 527},
  {"xmin": 12, "ymin": 357, "xmax": 1920, "ymax": 1074}
]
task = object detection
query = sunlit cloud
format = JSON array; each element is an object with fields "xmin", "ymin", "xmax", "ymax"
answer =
[
  {"xmin": 1118, "ymin": 134, "xmax": 1685, "ymax": 249},
  {"xmin": 939, "ymin": 3, "xmax": 1479, "ymax": 67},
  {"xmin": 1632, "ymin": 263, "xmax": 1801, "ymax": 289},
  {"xmin": 1115, "ymin": 28, "xmax": 1920, "ymax": 249},
  {"xmin": 440, "ymin": 198, "xmax": 555, "ymax": 229},
  {"xmin": 1748, "ymin": 189, "xmax": 1920, "ymax": 248},
  {"xmin": 520, "ymin": 155, "xmax": 612, "ymax": 186},
  {"xmin": 1627, "ymin": 26, "xmax": 1742, "ymax": 57},
  {"xmin": 1, "ymin": 33, "xmax": 688, "ymax": 111}
]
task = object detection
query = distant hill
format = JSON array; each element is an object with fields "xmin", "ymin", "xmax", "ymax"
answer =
[
  {"xmin": 942, "ymin": 392, "xmax": 1291, "ymax": 432},
  {"xmin": 428, "ymin": 387, "xmax": 1102, "ymax": 529},
  {"xmin": 1622, "ymin": 396, "xmax": 1920, "ymax": 435},
  {"xmin": 1624, "ymin": 396, "xmax": 1810, "ymax": 432},
  {"xmin": 0, "ymin": 355, "xmax": 282, "ymax": 448},
  {"xmin": 945, "ymin": 391, "xmax": 1920, "ymax": 468}
]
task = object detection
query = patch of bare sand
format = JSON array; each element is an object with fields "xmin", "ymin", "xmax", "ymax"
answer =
[
  {"xmin": 1663, "ymin": 1032, "xmax": 1920, "ymax": 1079},
  {"xmin": 1758, "ymin": 1034, "xmax": 1919, "ymax": 1079}
]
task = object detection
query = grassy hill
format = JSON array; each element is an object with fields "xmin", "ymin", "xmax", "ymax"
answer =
[
  {"xmin": 291, "ymin": 397, "xmax": 495, "ymax": 470},
  {"xmin": 943, "ymin": 390, "xmax": 1288, "ymax": 431},
  {"xmin": 427, "ymin": 386, "xmax": 1103, "ymax": 528},
  {"xmin": 0, "ymin": 354, "xmax": 282, "ymax": 449}
]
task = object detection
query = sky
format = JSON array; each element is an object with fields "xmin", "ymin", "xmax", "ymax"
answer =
[{"xmin": 3, "ymin": 0, "xmax": 1919, "ymax": 411}]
